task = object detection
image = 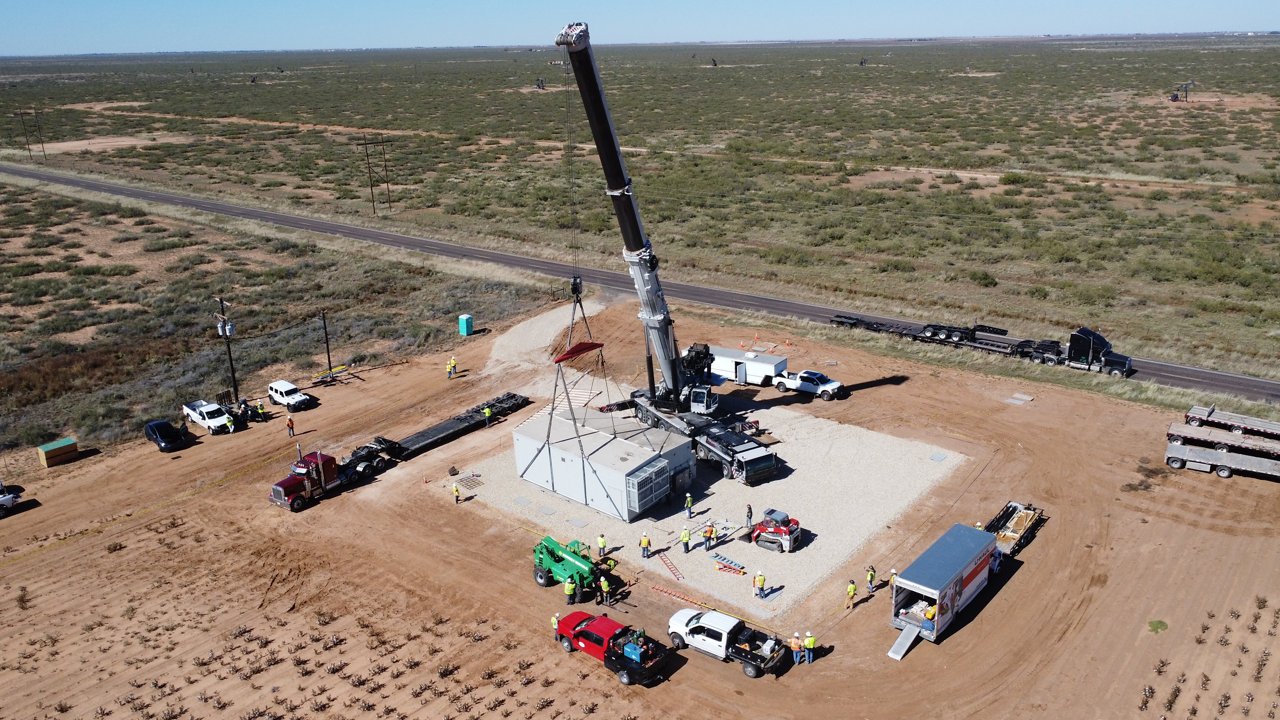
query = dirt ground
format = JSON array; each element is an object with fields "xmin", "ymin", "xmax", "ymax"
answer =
[{"xmin": 2, "ymin": 295, "xmax": 1278, "ymax": 719}]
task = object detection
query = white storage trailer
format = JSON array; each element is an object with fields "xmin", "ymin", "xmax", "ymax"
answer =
[
  {"xmin": 513, "ymin": 407, "xmax": 695, "ymax": 522},
  {"xmin": 707, "ymin": 346, "xmax": 787, "ymax": 386},
  {"xmin": 888, "ymin": 524, "xmax": 996, "ymax": 661}
]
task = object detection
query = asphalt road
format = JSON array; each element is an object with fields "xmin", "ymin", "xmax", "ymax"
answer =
[{"xmin": 4, "ymin": 163, "xmax": 1278, "ymax": 404}]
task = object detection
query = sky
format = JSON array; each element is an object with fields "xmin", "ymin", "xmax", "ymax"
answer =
[{"xmin": 3, "ymin": 1, "xmax": 1278, "ymax": 56}]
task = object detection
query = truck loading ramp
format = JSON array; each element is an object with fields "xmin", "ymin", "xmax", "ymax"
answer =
[{"xmin": 887, "ymin": 625, "xmax": 920, "ymax": 661}]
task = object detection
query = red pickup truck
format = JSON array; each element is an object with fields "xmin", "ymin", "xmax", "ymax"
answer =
[{"xmin": 555, "ymin": 611, "xmax": 667, "ymax": 686}]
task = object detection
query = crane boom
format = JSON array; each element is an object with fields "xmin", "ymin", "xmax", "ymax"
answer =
[{"xmin": 556, "ymin": 22, "xmax": 684, "ymax": 402}]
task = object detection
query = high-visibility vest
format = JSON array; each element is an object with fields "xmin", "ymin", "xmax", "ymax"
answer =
[
  {"xmin": 803, "ymin": 635, "xmax": 816, "ymax": 650},
  {"xmin": 789, "ymin": 636, "xmax": 802, "ymax": 651},
  {"xmin": 755, "ymin": 575, "xmax": 765, "ymax": 588},
  {"xmin": 847, "ymin": 583, "xmax": 857, "ymax": 598},
  {"xmin": 600, "ymin": 579, "xmax": 610, "ymax": 592},
  {"xmin": 552, "ymin": 615, "xmax": 558, "ymax": 629},
  {"xmin": 680, "ymin": 530, "xmax": 690, "ymax": 543},
  {"xmin": 685, "ymin": 496, "xmax": 693, "ymax": 508},
  {"xmin": 483, "ymin": 407, "xmax": 492, "ymax": 417},
  {"xmin": 867, "ymin": 570, "xmax": 876, "ymax": 585},
  {"xmin": 565, "ymin": 581, "xmax": 575, "ymax": 595},
  {"xmin": 889, "ymin": 572, "xmax": 897, "ymax": 586},
  {"xmin": 598, "ymin": 536, "xmax": 607, "ymax": 549},
  {"xmin": 705, "ymin": 526, "xmax": 715, "ymax": 538},
  {"xmin": 640, "ymin": 536, "xmax": 650, "ymax": 548},
  {"xmin": 453, "ymin": 485, "xmax": 459, "ymax": 496}
]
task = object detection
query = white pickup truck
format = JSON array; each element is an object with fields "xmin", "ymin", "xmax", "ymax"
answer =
[
  {"xmin": 0, "ymin": 483, "xmax": 21, "ymax": 519},
  {"xmin": 183, "ymin": 401, "xmax": 233, "ymax": 434},
  {"xmin": 667, "ymin": 609, "xmax": 785, "ymax": 678},
  {"xmin": 774, "ymin": 370, "xmax": 843, "ymax": 401}
]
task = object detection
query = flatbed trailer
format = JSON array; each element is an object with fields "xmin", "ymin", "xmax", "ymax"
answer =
[
  {"xmin": 1165, "ymin": 442, "xmax": 1280, "ymax": 480},
  {"xmin": 359, "ymin": 393, "xmax": 531, "ymax": 463},
  {"xmin": 983, "ymin": 501, "xmax": 1044, "ymax": 557},
  {"xmin": 1185, "ymin": 405, "xmax": 1280, "ymax": 441},
  {"xmin": 1167, "ymin": 421, "xmax": 1280, "ymax": 458}
]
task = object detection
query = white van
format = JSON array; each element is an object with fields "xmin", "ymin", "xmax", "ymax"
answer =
[{"xmin": 267, "ymin": 380, "xmax": 314, "ymax": 411}]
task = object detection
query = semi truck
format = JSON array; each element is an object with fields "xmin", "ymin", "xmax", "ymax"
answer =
[
  {"xmin": 557, "ymin": 22, "xmax": 777, "ymax": 486},
  {"xmin": 666, "ymin": 608, "xmax": 785, "ymax": 678},
  {"xmin": 270, "ymin": 451, "xmax": 379, "ymax": 512},
  {"xmin": 830, "ymin": 315, "xmax": 1132, "ymax": 377},
  {"xmin": 1185, "ymin": 405, "xmax": 1280, "ymax": 441},
  {"xmin": 556, "ymin": 611, "xmax": 667, "ymax": 686}
]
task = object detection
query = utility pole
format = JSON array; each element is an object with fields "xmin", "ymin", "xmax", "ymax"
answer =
[
  {"xmin": 13, "ymin": 112, "xmax": 33, "ymax": 161},
  {"xmin": 320, "ymin": 310, "xmax": 333, "ymax": 378},
  {"xmin": 355, "ymin": 134, "xmax": 393, "ymax": 215},
  {"xmin": 214, "ymin": 297, "xmax": 239, "ymax": 402}
]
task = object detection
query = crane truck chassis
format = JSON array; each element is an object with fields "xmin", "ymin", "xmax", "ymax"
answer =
[{"xmin": 557, "ymin": 22, "xmax": 776, "ymax": 485}]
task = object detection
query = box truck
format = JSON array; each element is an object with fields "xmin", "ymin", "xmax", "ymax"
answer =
[{"xmin": 888, "ymin": 523, "xmax": 997, "ymax": 660}]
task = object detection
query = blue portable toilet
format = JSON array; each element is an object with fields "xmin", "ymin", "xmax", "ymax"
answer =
[{"xmin": 458, "ymin": 314, "xmax": 474, "ymax": 337}]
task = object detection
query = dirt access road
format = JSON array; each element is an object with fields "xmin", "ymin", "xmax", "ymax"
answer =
[{"xmin": 1, "ymin": 298, "xmax": 1277, "ymax": 719}]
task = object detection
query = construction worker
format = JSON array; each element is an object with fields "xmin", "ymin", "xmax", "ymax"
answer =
[
  {"xmin": 597, "ymin": 533, "xmax": 607, "ymax": 558},
  {"xmin": 224, "ymin": 415, "xmax": 235, "ymax": 434},
  {"xmin": 803, "ymin": 631, "xmax": 816, "ymax": 664},
  {"xmin": 845, "ymin": 579, "xmax": 858, "ymax": 610},
  {"xmin": 639, "ymin": 532, "xmax": 651, "ymax": 559},
  {"xmin": 552, "ymin": 613, "xmax": 559, "ymax": 640},
  {"xmin": 889, "ymin": 568, "xmax": 898, "ymax": 589},
  {"xmin": 452, "ymin": 482, "xmax": 460, "ymax": 504},
  {"xmin": 598, "ymin": 576, "xmax": 611, "ymax": 605},
  {"xmin": 483, "ymin": 406, "xmax": 493, "ymax": 427},
  {"xmin": 447, "ymin": 356, "xmax": 458, "ymax": 380},
  {"xmin": 564, "ymin": 578, "xmax": 576, "ymax": 606},
  {"xmin": 684, "ymin": 492, "xmax": 693, "ymax": 519},
  {"xmin": 746, "ymin": 503, "xmax": 753, "ymax": 529},
  {"xmin": 256, "ymin": 399, "xmax": 265, "ymax": 421},
  {"xmin": 754, "ymin": 571, "xmax": 766, "ymax": 599},
  {"xmin": 703, "ymin": 524, "xmax": 716, "ymax": 552},
  {"xmin": 866, "ymin": 565, "xmax": 877, "ymax": 596},
  {"xmin": 789, "ymin": 632, "xmax": 803, "ymax": 665},
  {"xmin": 286, "ymin": 415, "xmax": 295, "ymax": 438},
  {"xmin": 680, "ymin": 527, "xmax": 691, "ymax": 554}
]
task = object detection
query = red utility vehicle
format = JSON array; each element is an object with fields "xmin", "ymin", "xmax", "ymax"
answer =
[
  {"xmin": 751, "ymin": 508, "xmax": 802, "ymax": 553},
  {"xmin": 555, "ymin": 611, "xmax": 667, "ymax": 686}
]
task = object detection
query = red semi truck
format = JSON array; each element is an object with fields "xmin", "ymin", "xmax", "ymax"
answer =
[{"xmin": 270, "ymin": 451, "xmax": 376, "ymax": 512}]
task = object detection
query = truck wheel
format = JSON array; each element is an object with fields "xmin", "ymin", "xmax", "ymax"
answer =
[
  {"xmin": 742, "ymin": 662, "xmax": 762, "ymax": 679},
  {"xmin": 289, "ymin": 496, "xmax": 305, "ymax": 513},
  {"xmin": 820, "ymin": 390, "xmax": 833, "ymax": 401},
  {"xmin": 616, "ymin": 669, "xmax": 634, "ymax": 686},
  {"xmin": 0, "ymin": 506, "xmax": 8, "ymax": 519},
  {"xmin": 668, "ymin": 632, "xmax": 686, "ymax": 650},
  {"xmin": 269, "ymin": 396, "xmax": 280, "ymax": 405},
  {"xmin": 533, "ymin": 567, "xmax": 551, "ymax": 587},
  {"xmin": 1166, "ymin": 456, "xmax": 1185, "ymax": 470},
  {"xmin": 1043, "ymin": 357, "xmax": 1058, "ymax": 366},
  {"xmin": 561, "ymin": 637, "xmax": 574, "ymax": 653},
  {"xmin": 1109, "ymin": 368, "xmax": 1123, "ymax": 377},
  {"xmin": 1215, "ymin": 466, "xmax": 1233, "ymax": 479},
  {"xmin": 373, "ymin": 456, "xmax": 387, "ymax": 472},
  {"xmin": 1187, "ymin": 417, "xmax": 1203, "ymax": 427},
  {"xmin": 775, "ymin": 382, "xmax": 787, "ymax": 392}
]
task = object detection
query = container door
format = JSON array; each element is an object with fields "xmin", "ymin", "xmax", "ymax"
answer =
[{"xmin": 736, "ymin": 363, "xmax": 747, "ymax": 384}]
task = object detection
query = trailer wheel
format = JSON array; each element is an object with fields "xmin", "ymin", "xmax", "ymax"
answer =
[
  {"xmin": 616, "ymin": 669, "xmax": 634, "ymax": 686},
  {"xmin": 560, "ymin": 637, "xmax": 574, "ymax": 653},
  {"xmin": 1169, "ymin": 435, "xmax": 1184, "ymax": 445},
  {"xmin": 533, "ymin": 567, "xmax": 551, "ymax": 587},
  {"xmin": 1215, "ymin": 466, "xmax": 1233, "ymax": 479},
  {"xmin": 289, "ymin": 496, "xmax": 305, "ymax": 513},
  {"xmin": 1187, "ymin": 417, "xmax": 1203, "ymax": 427},
  {"xmin": 1166, "ymin": 456, "xmax": 1185, "ymax": 470},
  {"xmin": 775, "ymin": 382, "xmax": 787, "ymax": 392},
  {"xmin": 668, "ymin": 632, "xmax": 686, "ymax": 650},
  {"xmin": 742, "ymin": 662, "xmax": 762, "ymax": 679},
  {"xmin": 820, "ymin": 390, "xmax": 833, "ymax": 401},
  {"xmin": 1230, "ymin": 426, "xmax": 1244, "ymax": 435},
  {"xmin": 1214, "ymin": 444, "xmax": 1229, "ymax": 452},
  {"xmin": 950, "ymin": 331, "xmax": 962, "ymax": 342}
]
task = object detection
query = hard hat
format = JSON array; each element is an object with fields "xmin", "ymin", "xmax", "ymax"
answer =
[
  {"xmin": 686, "ymin": 492, "xmax": 691, "ymax": 496},
  {"xmin": 757, "ymin": 570, "xmax": 763, "ymax": 575},
  {"xmin": 683, "ymin": 526, "xmax": 687, "ymax": 530},
  {"xmin": 793, "ymin": 632, "xmax": 800, "ymax": 637},
  {"xmin": 805, "ymin": 631, "xmax": 812, "ymax": 637},
  {"xmin": 890, "ymin": 568, "xmax": 897, "ymax": 574}
]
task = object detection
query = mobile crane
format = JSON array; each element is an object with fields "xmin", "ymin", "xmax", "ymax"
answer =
[{"xmin": 556, "ymin": 23, "xmax": 776, "ymax": 485}]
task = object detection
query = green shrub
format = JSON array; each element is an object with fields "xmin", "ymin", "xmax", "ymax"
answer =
[{"xmin": 969, "ymin": 270, "xmax": 998, "ymax": 287}]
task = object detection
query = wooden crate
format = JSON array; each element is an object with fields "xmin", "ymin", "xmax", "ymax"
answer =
[{"xmin": 37, "ymin": 437, "xmax": 79, "ymax": 468}]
